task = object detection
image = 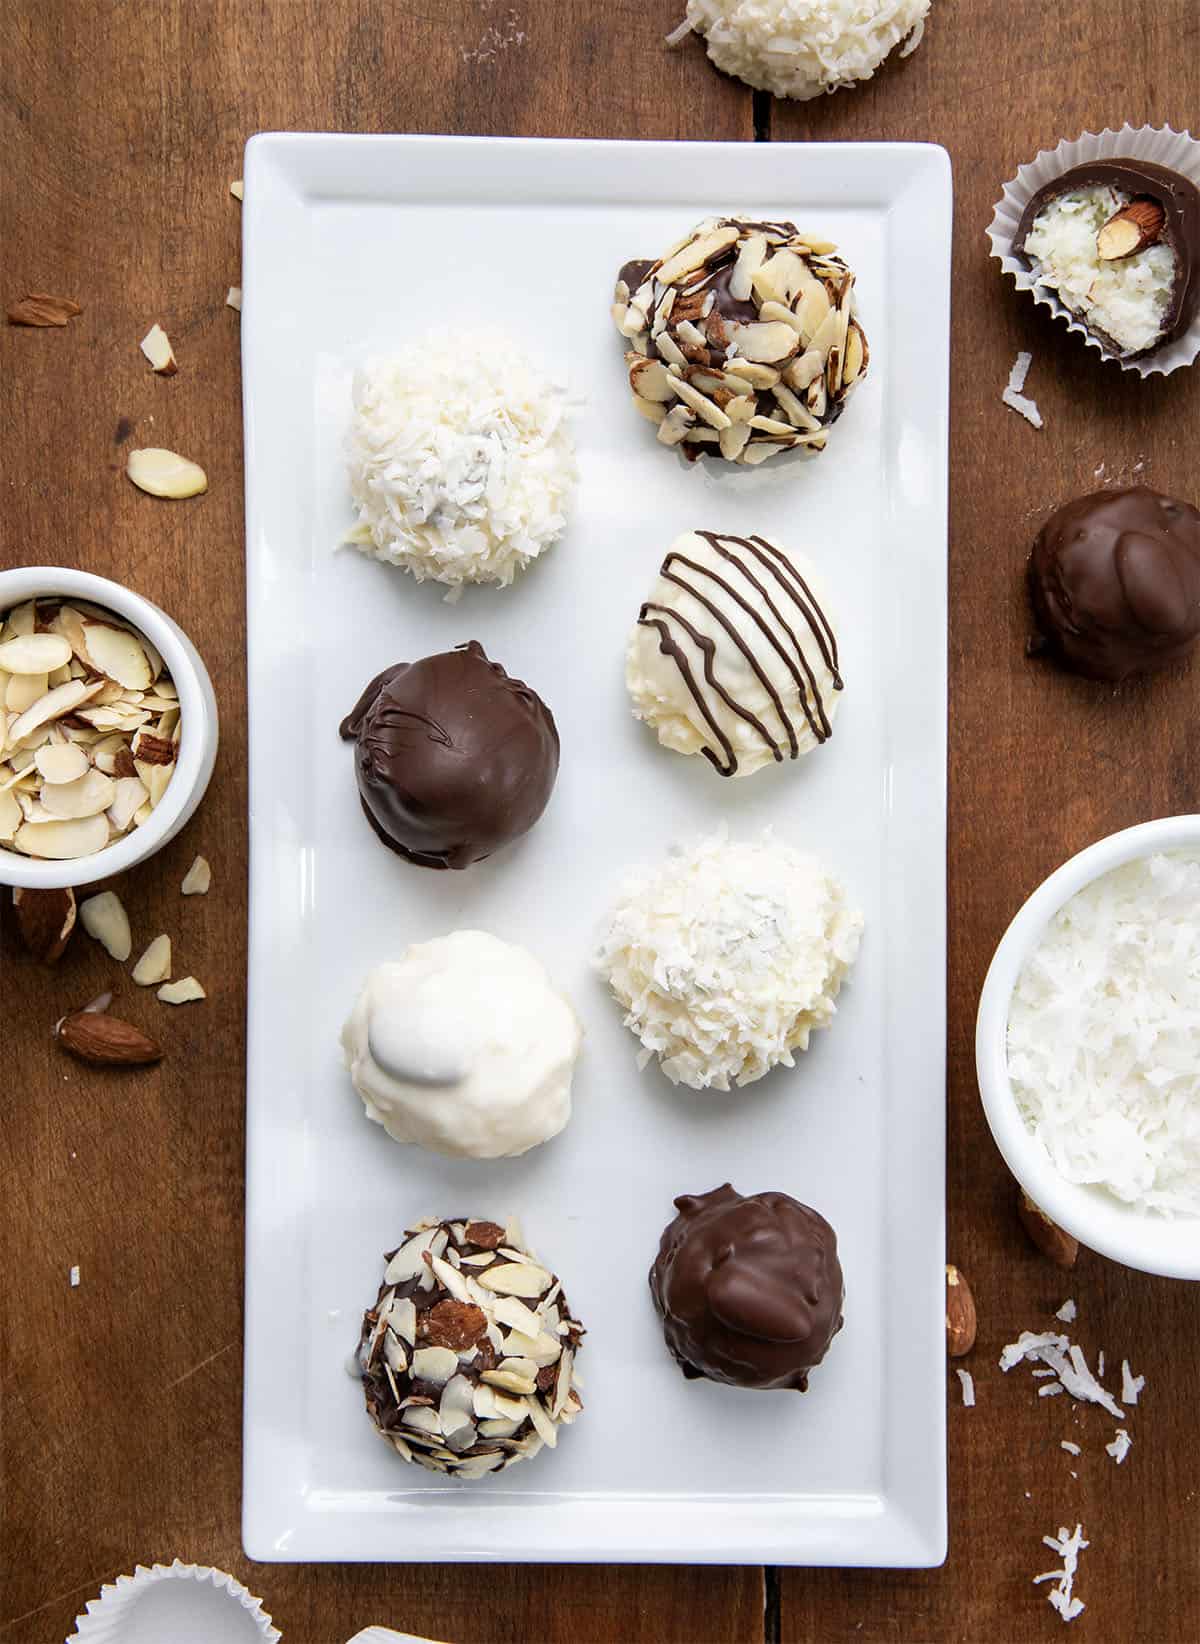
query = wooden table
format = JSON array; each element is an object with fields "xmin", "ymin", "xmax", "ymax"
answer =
[{"xmin": 3, "ymin": 3, "xmax": 1199, "ymax": 1639}]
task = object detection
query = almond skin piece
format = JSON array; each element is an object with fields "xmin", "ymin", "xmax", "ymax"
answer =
[
  {"xmin": 13, "ymin": 886, "xmax": 76, "ymax": 962},
  {"xmin": 1017, "ymin": 1189, "xmax": 1079, "ymax": 1268},
  {"xmin": 945, "ymin": 1264, "xmax": 977, "ymax": 1357},
  {"xmin": 55, "ymin": 1010, "xmax": 163, "ymax": 1067}
]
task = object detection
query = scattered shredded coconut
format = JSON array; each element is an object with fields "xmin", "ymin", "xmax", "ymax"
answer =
[
  {"xmin": 1097, "ymin": 1350, "xmax": 1105, "ymax": 1380},
  {"xmin": 1039, "ymin": 1382, "xmax": 1064, "ymax": 1397},
  {"xmin": 1035, "ymin": 1524, "xmax": 1088, "ymax": 1623},
  {"xmin": 69, "ymin": 1264, "xmax": 80, "ymax": 1287},
  {"xmin": 344, "ymin": 333, "xmax": 576, "ymax": 601},
  {"xmin": 1007, "ymin": 851, "xmax": 1200, "ymax": 1215},
  {"xmin": 956, "ymin": 1368, "xmax": 975, "ymax": 1407},
  {"xmin": 1106, "ymin": 1428, "xmax": 1132, "ymax": 1465},
  {"xmin": 1000, "ymin": 1330, "xmax": 1125, "ymax": 1420},
  {"xmin": 1121, "ymin": 1360, "xmax": 1145, "ymax": 1405},
  {"xmin": 596, "ymin": 827, "xmax": 862, "ymax": 1091},
  {"xmin": 1061, "ymin": 1440, "xmax": 1081, "ymax": 1456},
  {"xmin": 1032, "ymin": 1368, "xmax": 1058, "ymax": 1378},
  {"xmin": 1025, "ymin": 185, "xmax": 1176, "ymax": 356},
  {"xmin": 1055, "ymin": 1299, "xmax": 1077, "ymax": 1324},
  {"xmin": 1002, "ymin": 349, "xmax": 1043, "ymax": 428},
  {"xmin": 668, "ymin": 1, "xmax": 930, "ymax": 101}
]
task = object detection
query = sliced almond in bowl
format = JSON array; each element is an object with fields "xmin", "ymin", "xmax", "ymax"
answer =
[
  {"xmin": 34, "ymin": 742, "xmax": 89, "ymax": 785},
  {"xmin": 38, "ymin": 767, "xmax": 116, "ymax": 820},
  {"xmin": 0, "ymin": 632, "xmax": 72, "ymax": 675},
  {"xmin": 82, "ymin": 622, "xmax": 153, "ymax": 690},
  {"xmin": 13, "ymin": 814, "xmax": 109, "ymax": 859}
]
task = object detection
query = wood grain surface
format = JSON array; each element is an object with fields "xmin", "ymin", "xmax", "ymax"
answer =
[{"xmin": 2, "ymin": 3, "xmax": 1198, "ymax": 1641}]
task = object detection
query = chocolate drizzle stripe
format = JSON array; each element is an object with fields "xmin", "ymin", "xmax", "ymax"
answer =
[
  {"xmin": 638, "ymin": 607, "xmax": 757, "ymax": 776},
  {"xmin": 637, "ymin": 532, "xmax": 841, "ymax": 775}
]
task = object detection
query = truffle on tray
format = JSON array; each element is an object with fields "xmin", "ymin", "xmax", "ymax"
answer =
[
  {"xmin": 596, "ymin": 829, "xmax": 862, "ymax": 1090},
  {"xmin": 626, "ymin": 528, "xmax": 843, "ymax": 776},
  {"xmin": 650, "ymin": 1183, "xmax": 845, "ymax": 1390},
  {"xmin": 612, "ymin": 217, "xmax": 868, "ymax": 465},
  {"xmin": 343, "ymin": 333, "xmax": 576, "ymax": 597},
  {"xmin": 356, "ymin": 1216, "xmax": 585, "ymax": 1478},
  {"xmin": 341, "ymin": 931, "xmax": 582, "ymax": 1159},
  {"xmin": 339, "ymin": 642, "xmax": 559, "ymax": 869}
]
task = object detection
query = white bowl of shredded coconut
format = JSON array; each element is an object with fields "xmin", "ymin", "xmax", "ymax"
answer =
[{"xmin": 977, "ymin": 816, "xmax": 1200, "ymax": 1278}]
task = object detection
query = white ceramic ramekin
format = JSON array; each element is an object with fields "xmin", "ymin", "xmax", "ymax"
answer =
[
  {"xmin": 0, "ymin": 566, "xmax": 218, "ymax": 890},
  {"xmin": 976, "ymin": 815, "xmax": 1200, "ymax": 1280}
]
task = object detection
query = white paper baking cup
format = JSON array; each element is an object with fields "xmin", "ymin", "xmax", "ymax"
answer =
[
  {"xmin": 987, "ymin": 123, "xmax": 1200, "ymax": 377},
  {"xmin": 68, "ymin": 1560, "xmax": 281, "ymax": 1643},
  {"xmin": 346, "ymin": 1630, "xmax": 451, "ymax": 1644}
]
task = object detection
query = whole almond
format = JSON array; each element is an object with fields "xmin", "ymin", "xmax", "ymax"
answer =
[
  {"xmin": 56, "ymin": 1010, "xmax": 163, "ymax": 1067},
  {"xmin": 945, "ymin": 1264, "xmax": 977, "ymax": 1357},
  {"xmin": 13, "ymin": 885, "xmax": 76, "ymax": 962},
  {"xmin": 1017, "ymin": 1190, "xmax": 1079, "ymax": 1268}
]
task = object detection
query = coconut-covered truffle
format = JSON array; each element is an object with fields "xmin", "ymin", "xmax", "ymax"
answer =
[
  {"xmin": 627, "ymin": 528, "xmax": 842, "ymax": 776},
  {"xmin": 612, "ymin": 217, "xmax": 867, "ymax": 465},
  {"xmin": 650, "ymin": 1184, "xmax": 844, "ymax": 1390},
  {"xmin": 344, "ymin": 333, "xmax": 576, "ymax": 597},
  {"xmin": 340, "ymin": 932, "xmax": 583, "ymax": 1159},
  {"xmin": 596, "ymin": 829, "xmax": 862, "ymax": 1090},
  {"xmin": 671, "ymin": 1, "xmax": 930, "ymax": 103},
  {"xmin": 356, "ymin": 1216, "xmax": 585, "ymax": 1479},
  {"xmin": 1029, "ymin": 486, "xmax": 1200, "ymax": 681}
]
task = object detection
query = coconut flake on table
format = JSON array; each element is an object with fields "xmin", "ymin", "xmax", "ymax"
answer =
[
  {"xmin": 668, "ymin": 1, "xmax": 931, "ymax": 102},
  {"xmin": 1034, "ymin": 1523, "xmax": 1089, "ymax": 1624},
  {"xmin": 1060, "ymin": 1440, "xmax": 1081, "ymax": 1456},
  {"xmin": 1121, "ymin": 1359, "xmax": 1146, "ymax": 1405},
  {"xmin": 1055, "ymin": 1298, "xmax": 1077, "ymax": 1324},
  {"xmin": 1024, "ymin": 185, "xmax": 1178, "ymax": 357},
  {"xmin": 1007, "ymin": 850, "xmax": 1200, "ymax": 1216},
  {"xmin": 343, "ymin": 333, "xmax": 576, "ymax": 601},
  {"xmin": 1000, "ymin": 1330, "xmax": 1125, "ymax": 1420},
  {"xmin": 1002, "ymin": 349, "xmax": 1043, "ymax": 428},
  {"xmin": 956, "ymin": 1368, "xmax": 975, "ymax": 1407},
  {"xmin": 1106, "ymin": 1427, "xmax": 1132, "ymax": 1465}
]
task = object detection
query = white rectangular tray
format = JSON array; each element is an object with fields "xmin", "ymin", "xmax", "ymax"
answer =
[{"xmin": 240, "ymin": 133, "xmax": 950, "ymax": 1567}]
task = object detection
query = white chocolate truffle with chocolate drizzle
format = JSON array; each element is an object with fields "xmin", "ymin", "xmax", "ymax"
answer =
[{"xmin": 626, "ymin": 530, "xmax": 843, "ymax": 777}]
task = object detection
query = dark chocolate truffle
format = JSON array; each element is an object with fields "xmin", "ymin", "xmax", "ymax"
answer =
[
  {"xmin": 1029, "ymin": 486, "xmax": 1200, "ymax": 682},
  {"xmin": 339, "ymin": 641, "xmax": 559, "ymax": 869},
  {"xmin": 649, "ymin": 1184, "xmax": 844, "ymax": 1391}
]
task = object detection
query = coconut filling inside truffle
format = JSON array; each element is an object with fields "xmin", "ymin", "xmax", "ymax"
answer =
[{"xmin": 1024, "ymin": 185, "xmax": 1176, "ymax": 356}]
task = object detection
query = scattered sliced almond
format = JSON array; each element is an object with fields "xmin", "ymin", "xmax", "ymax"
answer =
[
  {"xmin": 226, "ymin": 286, "xmax": 242, "ymax": 312},
  {"xmin": 157, "ymin": 976, "xmax": 206, "ymax": 1005},
  {"xmin": 132, "ymin": 933, "xmax": 172, "ymax": 986},
  {"xmin": 7, "ymin": 293, "xmax": 82, "ymax": 327},
  {"xmin": 126, "ymin": 448, "xmax": 208, "ymax": 499},
  {"xmin": 181, "ymin": 855, "xmax": 211, "ymax": 896},
  {"xmin": 139, "ymin": 323, "xmax": 178, "ymax": 375},
  {"xmin": 229, "ymin": 179, "xmax": 244, "ymax": 201},
  {"xmin": 80, "ymin": 890, "xmax": 133, "ymax": 961}
]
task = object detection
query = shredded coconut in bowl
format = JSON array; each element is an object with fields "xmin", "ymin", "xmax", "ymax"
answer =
[
  {"xmin": 344, "ymin": 333, "xmax": 576, "ymax": 600},
  {"xmin": 671, "ymin": 0, "xmax": 931, "ymax": 102},
  {"xmin": 1007, "ymin": 851, "xmax": 1200, "ymax": 1216},
  {"xmin": 596, "ymin": 827, "xmax": 862, "ymax": 1091}
]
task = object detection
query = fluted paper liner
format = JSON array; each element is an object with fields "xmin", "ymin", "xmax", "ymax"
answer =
[
  {"xmin": 987, "ymin": 123, "xmax": 1200, "ymax": 378},
  {"xmin": 346, "ymin": 1630, "xmax": 452, "ymax": 1644},
  {"xmin": 68, "ymin": 1559, "xmax": 280, "ymax": 1643}
]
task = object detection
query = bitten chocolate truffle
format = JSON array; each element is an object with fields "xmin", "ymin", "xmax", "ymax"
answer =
[
  {"xmin": 339, "ymin": 641, "xmax": 559, "ymax": 869},
  {"xmin": 357, "ymin": 1216, "xmax": 585, "ymax": 1479},
  {"xmin": 1029, "ymin": 486, "xmax": 1200, "ymax": 681},
  {"xmin": 649, "ymin": 1184, "xmax": 844, "ymax": 1391}
]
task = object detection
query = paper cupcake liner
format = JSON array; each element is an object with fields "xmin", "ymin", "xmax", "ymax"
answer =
[
  {"xmin": 346, "ymin": 1630, "xmax": 452, "ymax": 1644},
  {"xmin": 68, "ymin": 1559, "xmax": 280, "ymax": 1643},
  {"xmin": 987, "ymin": 123, "xmax": 1200, "ymax": 378}
]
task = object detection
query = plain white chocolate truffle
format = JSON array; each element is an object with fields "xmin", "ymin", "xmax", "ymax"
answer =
[
  {"xmin": 626, "ymin": 529, "xmax": 843, "ymax": 777},
  {"xmin": 342, "ymin": 931, "xmax": 582, "ymax": 1158}
]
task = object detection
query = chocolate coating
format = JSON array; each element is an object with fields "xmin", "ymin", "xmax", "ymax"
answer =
[
  {"xmin": 339, "ymin": 641, "xmax": 559, "ymax": 869},
  {"xmin": 649, "ymin": 1184, "xmax": 844, "ymax": 1391},
  {"xmin": 1029, "ymin": 486, "xmax": 1200, "ymax": 682},
  {"xmin": 1016, "ymin": 159, "xmax": 1200, "ymax": 355}
]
